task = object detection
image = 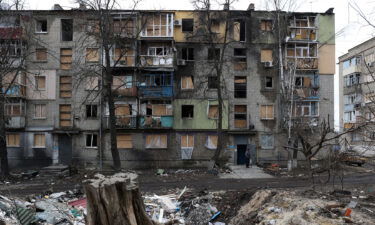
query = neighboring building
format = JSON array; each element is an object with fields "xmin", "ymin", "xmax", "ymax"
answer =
[
  {"xmin": 339, "ymin": 37, "xmax": 375, "ymax": 145},
  {"xmin": 2, "ymin": 4, "xmax": 335, "ymax": 169}
]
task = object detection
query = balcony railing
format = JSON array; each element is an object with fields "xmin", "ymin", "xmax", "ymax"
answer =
[
  {"xmin": 287, "ymin": 58, "xmax": 318, "ymax": 70},
  {"xmin": 139, "ymin": 55, "xmax": 174, "ymax": 67},
  {"xmin": 138, "ymin": 86, "xmax": 173, "ymax": 98},
  {"xmin": 113, "ymin": 87, "xmax": 137, "ymax": 97},
  {"xmin": 105, "ymin": 115, "xmax": 137, "ymax": 129},
  {"xmin": 139, "ymin": 115, "xmax": 173, "ymax": 128},
  {"xmin": 5, "ymin": 116, "xmax": 25, "ymax": 128},
  {"xmin": 294, "ymin": 88, "xmax": 319, "ymax": 99}
]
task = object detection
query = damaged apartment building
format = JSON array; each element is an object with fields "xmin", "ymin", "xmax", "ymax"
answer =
[
  {"xmin": 2, "ymin": 4, "xmax": 335, "ymax": 169},
  {"xmin": 339, "ymin": 37, "xmax": 375, "ymax": 148}
]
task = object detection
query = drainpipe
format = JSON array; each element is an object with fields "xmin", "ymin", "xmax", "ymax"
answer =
[{"xmin": 99, "ymin": 44, "xmax": 104, "ymax": 171}]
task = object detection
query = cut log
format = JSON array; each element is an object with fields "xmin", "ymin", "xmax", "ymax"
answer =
[{"xmin": 84, "ymin": 172, "xmax": 157, "ymax": 225}]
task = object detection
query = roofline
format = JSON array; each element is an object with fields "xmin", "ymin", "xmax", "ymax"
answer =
[
  {"xmin": 338, "ymin": 36, "xmax": 375, "ymax": 60},
  {"xmin": 2, "ymin": 9, "xmax": 335, "ymax": 15}
]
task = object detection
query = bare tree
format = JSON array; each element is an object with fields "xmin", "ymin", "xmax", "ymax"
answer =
[{"xmin": 74, "ymin": 0, "xmax": 142, "ymax": 170}]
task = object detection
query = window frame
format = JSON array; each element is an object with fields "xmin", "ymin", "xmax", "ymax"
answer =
[
  {"xmin": 34, "ymin": 104, "xmax": 47, "ymax": 119},
  {"xmin": 35, "ymin": 75, "xmax": 46, "ymax": 91},
  {"xmin": 181, "ymin": 18, "xmax": 194, "ymax": 32},
  {"xmin": 35, "ymin": 19, "xmax": 48, "ymax": 33},
  {"xmin": 260, "ymin": 134, "xmax": 274, "ymax": 149},
  {"xmin": 181, "ymin": 105, "xmax": 194, "ymax": 119},
  {"xmin": 85, "ymin": 133, "xmax": 98, "ymax": 148},
  {"xmin": 260, "ymin": 104, "xmax": 274, "ymax": 120},
  {"xmin": 33, "ymin": 133, "xmax": 46, "ymax": 148},
  {"xmin": 181, "ymin": 76, "xmax": 194, "ymax": 90},
  {"xmin": 86, "ymin": 104, "xmax": 98, "ymax": 119},
  {"xmin": 6, "ymin": 133, "xmax": 20, "ymax": 147}
]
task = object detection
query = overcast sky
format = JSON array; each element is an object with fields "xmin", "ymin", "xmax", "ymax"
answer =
[{"xmin": 23, "ymin": 0, "xmax": 375, "ymax": 128}]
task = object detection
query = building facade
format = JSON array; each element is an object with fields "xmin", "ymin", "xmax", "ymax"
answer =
[
  {"xmin": 2, "ymin": 5, "xmax": 335, "ymax": 169},
  {"xmin": 339, "ymin": 37, "xmax": 375, "ymax": 146}
]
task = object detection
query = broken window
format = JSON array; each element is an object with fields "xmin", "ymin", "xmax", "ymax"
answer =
[
  {"xmin": 59, "ymin": 104, "xmax": 72, "ymax": 127},
  {"xmin": 86, "ymin": 105, "xmax": 98, "ymax": 118},
  {"xmin": 260, "ymin": 105, "xmax": 274, "ymax": 120},
  {"xmin": 210, "ymin": 19, "xmax": 220, "ymax": 33},
  {"xmin": 260, "ymin": 134, "xmax": 274, "ymax": 149},
  {"xmin": 33, "ymin": 133, "xmax": 46, "ymax": 148},
  {"xmin": 233, "ymin": 48, "xmax": 247, "ymax": 70},
  {"xmin": 205, "ymin": 135, "xmax": 218, "ymax": 149},
  {"xmin": 208, "ymin": 48, "xmax": 220, "ymax": 61},
  {"xmin": 344, "ymin": 73, "xmax": 361, "ymax": 87},
  {"xmin": 145, "ymin": 73, "xmax": 172, "ymax": 87},
  {"xmin": 234, "ymin": 76, "xmax": 247, "ymax": 98},
  {"xmin": 61, "ymin": 19, "xmax": 73, "ymax": 41},
  {"xmin": 234, "ymin": 105, "xmax": 247, "ymax": 128},
  {"xmin": 265, "ymin": 76, "xmax": 273, "ymax": 89},
  {"xmin": 60, "ymin": 48, "xmax": 72, "ymax": 70},
  {"xmin": 293, "ymin": 102, "xmax": 319, "ymax": 117},
  {"xmin": 113, "ymin": 76, "xmax": 133, "ymax": 90},
  {"xmin": 36, "ymin": 19, "xmax": 47, "ymax": 33},
  {"xmin": 260, "ymin": 49, "xmax": 273, "ymax": 62},
  {"xmin": 344, "ymin": 111, "xmax": 356, "ymax": 122},
  {"xmin": 36, "ymin": 48, "xmax": 47, "ymax": 61},
  {"xmin": 35, "ymin": 76, "xmax": 46, "ymax": 90},
  {"xmin": 181, "ymin": 76, "xmax": 194, "ymax": 90},
  {"xmin": 148, "ymin": 46, "xmax": 170, "ymax": 56},
  {"xmin": 86, "ymin": 48, "xmax": 99, "ymax": 62},
  {"xmin": 182, "ymin": 19, "xmax": 194, "ymax": 32},
  {"xmin": 34, "ymin": 104, "xmax": 46, "ymax": 119},
  {"xmin": 117, "ymin": 134, "xmax": 133, "ymax": 149},
  {"xmin": 0, "ymin": 40, "xmax": 22, "ymax": 57},
  {"xmin": 113, "ymin": 18, "xmax": 134, "ymax": 36},
  {"xmin": 142, "ymin": 14, "xmax": 173, "ymax": 37},
  {"xmin": 145, "ymin": 134, "xmax": 167, "ymax": 149},
  {"xmin": 181, "ymin": 105, "xmax": 194, "ymax": 118},
  {"xmin": 60, "ymin": 76, "xmax": 72, "ymax": 98},
  {"xmin": 208, "ymin": 76, "xmax": 218, "ymax": 89},
  {"xmin": 181, "ymin": 48, "xmax": 194, "ymax": 61},
  {"xmin": 6, "ymin": 133, "xmax": 20, "ymax": 147},
  {"xmin": 86, "ymin": 76, "xmax": 100, "ymax": 90},
  {"xmin": 5, "ymin": 103, "xmax": 23, "ymax": 116},
  {"xmin": 260, "ymin": 20, "xmax": 272, "ymax": 31},
  {"xmin": 233, "ymin": 19, "xmax": 245, "ymax": 41},
  {"xmin": 208, "ymin": 104, "xmax": 218, "ymax": 119},
  {"xmin": 86, "ymin": 133, "xmax": 98, "ymax": 148}
]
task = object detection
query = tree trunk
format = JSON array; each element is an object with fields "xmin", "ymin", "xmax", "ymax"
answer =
[
  {"xmin": 0, "ymin": 74, "xmax": 9, "ymax": 178},
  {"xmin": 84, "ymin": 173, "xmax": 156, "ymax": 225},
  {"xmin": 103, "ymin": 46, "xmax": 121, "ymax": 170}
]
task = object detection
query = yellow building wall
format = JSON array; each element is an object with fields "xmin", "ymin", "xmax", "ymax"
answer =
[
  {"xmin": 318, "ymin": 44, "xmax": 335, "ymax": 75},
  {"xmin": 174, "ymin": 11, "xmax": 227, "ymax": 43}
]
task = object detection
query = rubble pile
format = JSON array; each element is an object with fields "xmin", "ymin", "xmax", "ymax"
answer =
[
  {"xmin": 0, "ymin": 190, "xmax": 86, "ymax": 225},
  {"xmin": 231, "ymin": 189, "xmax": 375, "ymax": 225}
]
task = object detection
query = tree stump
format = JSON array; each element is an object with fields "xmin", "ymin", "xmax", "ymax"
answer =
[{"xmin": 84, "ymin": 173, "xmax": 156, "ymax": 225}]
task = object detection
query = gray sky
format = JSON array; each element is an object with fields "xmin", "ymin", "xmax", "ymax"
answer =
[{"xmin": 24, "ymin": 0, "xmax": 375, "ymax": 129}]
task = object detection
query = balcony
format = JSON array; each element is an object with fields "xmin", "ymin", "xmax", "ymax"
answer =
[
  {"xmin": 139, "ymin": 115, "xmax": 173, "ymax": 128},
  {"xmin": 139, "ymin": 55, "xmax": 174, "ymax": 68},
  {"xmin": 105, "ymin": 115, "xmax": 137, "ymax": 129},
  {"xmin": 138, "ymin": 86, "xmax": 173, "ymax": 98},
  {"xmin": 3, "ymin": 85, "xmax": 26, "ymax": 97},
  {"xmin": 5, "ymin": 116, "xmax": 25, "ymax": 128},
  {"xmin": 113, "ymin": 87, "xmax": 137, "ymax": 97},
  {"xmin": 287, "ymin": 58, "xmax": 318, "ymax": 70},
  {"xmin": 294, "ymin": 88, "xmax": 319, "ymax": 99}
]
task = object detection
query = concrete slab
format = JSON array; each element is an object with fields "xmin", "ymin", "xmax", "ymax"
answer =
[{"xmin": 219, "ymin": 165, "xmax": 274, "ymax": 179}]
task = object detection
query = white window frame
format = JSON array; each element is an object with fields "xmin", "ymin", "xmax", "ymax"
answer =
[
  {"xmin": 34, "ymin": 104, "xmax": 47, "ymax": 119},
  {"xmin": 35, "ymin": 19, "xmax": 48, "ymax": 33},
  {"xmin": 85, "ymin": 133, "xmax": 98, "ymax": 148}
]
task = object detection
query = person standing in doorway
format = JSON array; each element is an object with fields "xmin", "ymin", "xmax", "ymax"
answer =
[{"xmin": 245, "ymin": 145, "xmax": 251, "ymax": 168}]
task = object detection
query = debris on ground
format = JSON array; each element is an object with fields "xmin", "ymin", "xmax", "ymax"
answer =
[{"xmin": 0, "ymin": 189, "xmax": 85, "ymax": 225}]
